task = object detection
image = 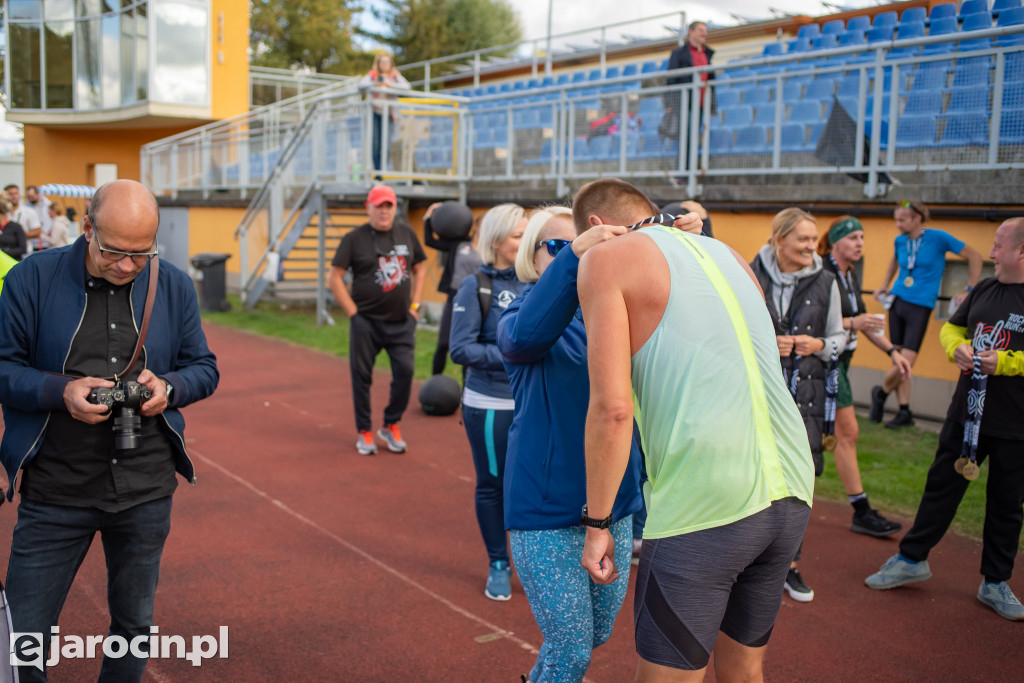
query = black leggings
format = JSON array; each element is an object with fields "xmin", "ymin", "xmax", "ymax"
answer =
[{"xmin": 431, "ymin": 293, "xmax": 455, "ymax": 376}]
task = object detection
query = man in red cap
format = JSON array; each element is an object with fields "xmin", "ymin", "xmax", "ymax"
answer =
[{"xmin": 329, "ymin": 185, "xmax": 427, "ymax": 454}]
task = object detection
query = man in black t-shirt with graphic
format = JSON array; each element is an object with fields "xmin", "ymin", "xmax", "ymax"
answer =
[
  {"xmin": 329, "ymin": 185, "xmax": 426, "ymax": 455},
  {"xmin": 866, "ymin": 217, "xmax": 1024, "ymax": 622}
]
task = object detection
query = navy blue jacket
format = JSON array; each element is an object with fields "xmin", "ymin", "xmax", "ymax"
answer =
[
  {"xmin": 449, "ymin": 264, "xmax": 526, "ymax": 399},
  {"xmin": 0, "ymin": 237, "xmax": 220, "ymax": 500},
  {"xmin": 497, "ymin": 247, "xmax": 643, "ymax": 530}
]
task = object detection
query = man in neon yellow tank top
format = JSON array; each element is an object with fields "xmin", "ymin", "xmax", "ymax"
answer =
[{"xmin": 575, "ymin": 179, "xmax": 815, "ymax": 682}]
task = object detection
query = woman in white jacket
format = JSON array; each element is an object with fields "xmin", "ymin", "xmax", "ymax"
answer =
[{"xmin": 359, "ymin": 53, "xmax": 410, "ymax": 173}]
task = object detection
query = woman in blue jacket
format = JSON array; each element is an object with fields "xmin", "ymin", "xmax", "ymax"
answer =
[
  {"xmin": 496, "ymin": 206, "xmax": 643, "ymax": 683},
  {"xmin": 449, "ymin": 203, "xmax": 527, "ymax": 601}
]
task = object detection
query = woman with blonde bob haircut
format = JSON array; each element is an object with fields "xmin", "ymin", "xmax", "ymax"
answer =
[
  {"xmin": 497, "ymin": 206, "xmax": 644, "ymax": 682},
  {"xmin": 449, "ymin": 203, "xmax": 528, "ymax": 601}
]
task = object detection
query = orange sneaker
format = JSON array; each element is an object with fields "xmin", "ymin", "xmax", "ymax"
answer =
[
  {"xmin": 356, "ymin": 430, "xmax": 377, "ymax": 455},
  {"xmin": 377, "ymin": 423, "xmax": 406, "ymax": 453}
]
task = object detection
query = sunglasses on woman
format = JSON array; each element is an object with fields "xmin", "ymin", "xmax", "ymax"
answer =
[{"xmin": 535, "ymin": 239, "xmax": 572, "ymax": 257}]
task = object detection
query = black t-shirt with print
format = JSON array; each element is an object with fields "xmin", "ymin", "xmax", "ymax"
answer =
[
  {"xmin": 331, "ymin": 222, "xmax": 426, "ymax": 322},
  {"xmin": 946, "ymin": 277, "xmax": 1024, "ymax": 440}
]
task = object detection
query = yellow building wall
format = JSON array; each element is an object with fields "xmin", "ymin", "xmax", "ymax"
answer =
[
  {"xmin": 710, "ymin": 210, "xmax": 999, "ymax": 385},
  {"xmin": 188, "ymin": 206, "xmax": 246, "ymax": 266},
  {"xmin": 210, "ymin": 0, "xmax": 251, "ymax": 121}
]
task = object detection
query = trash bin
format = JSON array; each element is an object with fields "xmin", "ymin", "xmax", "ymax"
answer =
[{"xmin": 191, "ymin": 252, "xmax": 232, "ymax": 312}]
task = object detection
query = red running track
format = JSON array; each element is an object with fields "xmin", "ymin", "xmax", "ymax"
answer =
[{"xmin": 0, "ymin": 323, "xmax": 1019, "ymax": 681}]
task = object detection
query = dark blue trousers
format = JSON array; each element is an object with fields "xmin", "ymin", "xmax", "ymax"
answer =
[{"xmin": 462, "ymin": 405, "xmax": 513, "ymax": 564}]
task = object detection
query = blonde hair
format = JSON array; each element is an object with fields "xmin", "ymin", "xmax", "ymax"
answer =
[
  {"xmin": 770, "ymin": 207, "xmax": 816, "ymax": 254},
  {"xmin": 477, "ymin": 203, "xmax": 526, "ymax": 266},
  {"xmin": 0, "ymin": 197, "xmax": 11, "ymax": 215},
  {"xmin": 515, "ymin": 206, "xmax": 573, "ymax": 283}
]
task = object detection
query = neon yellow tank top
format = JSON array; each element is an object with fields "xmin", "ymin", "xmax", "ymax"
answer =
[{"xmin": 632, "ymin": 226, "xmax": 814, "ymax": 539}]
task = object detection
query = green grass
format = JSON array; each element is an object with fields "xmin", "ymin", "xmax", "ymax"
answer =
[{"xmin": 203, "ymin": 295, "xmax": 1010, "ymax": 547}]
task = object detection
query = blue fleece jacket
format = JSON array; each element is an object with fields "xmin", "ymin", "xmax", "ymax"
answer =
[
  {"xmin": 497, "ymin": 247, "xmax": 643, "ymax": 530},
  {"xmin": 449, "ymin": 264, "xmax": 526, "ymax": 399},
  {"xmin": 0, "ymin": 236, "xmax": 220, "ymax": 500}
]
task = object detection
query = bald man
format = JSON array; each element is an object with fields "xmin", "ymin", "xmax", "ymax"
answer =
[
  {"xmin": 0, "ymin": 179, "xmax": 220, "ymax": 681},
  {"xmin": 575, "ymin": 178, "xmax": 814, "ymax": 681},
  {"xmin": 867, "ymin": 218, "xmax": 1024, "ymax": 622}
]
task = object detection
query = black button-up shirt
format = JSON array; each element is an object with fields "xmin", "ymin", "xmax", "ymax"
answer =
[{"xmin": 21, "ymin": 274, "xmax": 177, "ymax": 512}]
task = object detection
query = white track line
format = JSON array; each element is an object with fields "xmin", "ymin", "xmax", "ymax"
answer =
[{"xmin": 190, "ymin": 450, "xmax": 542, "ymax": 658}]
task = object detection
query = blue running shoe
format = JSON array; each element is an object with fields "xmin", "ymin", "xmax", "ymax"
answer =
[{"xmin": 485, "ymin": 560, "xmax": 511, "ymax": 601}]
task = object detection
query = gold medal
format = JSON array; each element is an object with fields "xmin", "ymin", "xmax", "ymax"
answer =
[
  {"xmin": 904, "ymin": 276, "xmax": 914, "ymax": 287},
  {"xmin": 822, "ymin": 434, "xmax": 837, "ymax": 452},
  {"xmin": 954, "ymin": 457, "xmax": 968, "ymax": 474},
  {"xmin": 962, "ymin": 461, "xmax": 980, "ymax": 481}
]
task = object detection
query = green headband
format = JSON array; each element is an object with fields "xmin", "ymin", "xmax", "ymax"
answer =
[{"xmin": 829, "ymin": 217, "xmax": 863, "ymax": 244}]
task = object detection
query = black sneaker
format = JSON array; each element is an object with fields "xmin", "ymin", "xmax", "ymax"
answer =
[
  {"xmin": 852, "ymin": 508, "xmax": 902, "ymax": 538},
  {"xmin": 885, "ymin": 408, "xmax": 914, "ymax": 428},
  {"xmin": 868, "ymin": 385, "xmax": 887, "ymax": 423},
  {"xmin": 784, "ymin": 567, "xmax": 814, "ymax": 602}
]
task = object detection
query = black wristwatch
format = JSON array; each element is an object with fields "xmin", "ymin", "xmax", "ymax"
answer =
[
  {"xmin": 886, "ymin": 346, "xmax": 898, "ymax": 357},
  {"xmin": 581, "ymin": 505, "xmax": 612, "ymax": 529}
]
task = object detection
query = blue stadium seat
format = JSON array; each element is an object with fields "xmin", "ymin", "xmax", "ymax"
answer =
[
  {"xmin": 640, "ymin": 61, "xmax": 659, "ymax": 74},
  {"xmin": 622, "ymin": 64, "xmax": 639, "ymax": 78},
  {"xmin": 939, "ymin": 113, "xmax": 989, "ymax": 145},
  {"xmin": 847, "ymin": 16, "xmax": 871, "ymax": 32},
  {"xmin": 838, "ymin": 30, "xmax": 866, "ymax": 47},
  {"xmin": 744, "ymin": 86, "xmax": 773, "ymax": 107},
  {"xmin": 513, "ymin": 108, "xmax": 541, "ymax": 130},
  {"xmin": 763, "ymin": 43, "xmax": 785, "ymax": 56},
  {"xmin": 708, "ymin": 128, "xmax": 732, "ymax": 154},
  {"xmin": 996, "ymin": 8, "xmax": 1024, "ymax": 45},
  {"xmin": 733, "ymin": 125, "xmax": 768, "ymax": 153},
  {"xmin": 555, "ymin": 74, "xmax": 571, "ymax": 85},
  {"xmin": 947, "ymin": 85, "xmax": 991, "ymax": 112},
  {"xmin": 571, "ymin": 71, "xmax": 587, "ymax": 84},
  {"xmin": 571, "ymin": 136, "xmax": 590, "ymax": 162},
  {"xmin": 952, "ymin": 62, "xmax": 991, "ymax": 88},
  {"xmin": 783, "ymin": 81, "xmax": 804, "ymax": 101},
  {"xmin": 1008, "ymin": 52, "xmax": 1024, "ymax": 80},
  {"xmin": 896, "ymin": 115, "xmax": 938, "ymax": 147},
  {"xmin": 927, "ymin": 16, "xmax": 959, "ymax": 36},
  {"xmin": 804, "ymin": 80, "xmax": 837, "ymax": 101},
  {"xmin": 1004, "ymin": 82, "xmax": 1024, "ymax": 108},
  {"xmin": 787, "ymin": 38, "xmax": 812, "ymax": 53},
  {"xmin": 789, "ymin": 101, "xmax": 823, "ymax": 123},
  {"xmin": 994, "ymin": 0, "xmax": 1022, "ymax": 16},
  {"xmin": 961, "ymin": 12, "xmax": 994, "ymax": 32},
  {"xmin": 1000, "ymin": 106, "xmax": 1024, "ymax": 143},
  {"xmin": 929, "ymin": 3, "xmax": 957, "ymax": 22},
  {"xmin": 780, "ymin": 123, "xmax": 808, "ymax": 151},
  {"xmin": 524, "ymin": 140, "xmax": 553, "ymax": 167},
  {"xmin": 896, "ymin": 22, "xmax": 926, "ymax": 40},
  {"xmin": 639, "ymin": 96, "xmax": 663, "ymax": 115},
  {"xmin": 754, "ymin": 106, "xmax": 778, "ymax": 125},
  {"xmin": 822, "ymin": 20, "xmax": 845, "ymax": 35},
  {"xmin": 959, "ymin": 0, "xmax": 989, "ymax": 20},
  {"xmin": 867, "ymin": 26, "xmax": 895, "ymax": 44},
  {"xmin": 812, "ymin": 34, "xmax": 838, "ymax": 50},
  {"xmin": 807, "ymin": 122, "xmax": 825, "ymax": 147},
  {"xmin": 874, "ymin": 11, "xmax": 898, "ymax": 28},
  {"xmin": 837, "ymin": 77, "xmax": 865, "ymax": 98},
  {"xmin": 900, "ymin": 7, "xmax": 927, "ymax": 25},
  {"xmin": 904, "ymin": 91, "xmax": 943, "ymax": 115},
  {"xmin": 716, "ymin": 90, "xmax": 742, "ymax": 109},
  {"xmin": 798, "ymin": 24, "xmax": 821, "ymax": 40},
  {"xmin": 723, "ymin": 106, "xmax": 754, "ymax": 127},
  {"xmin": 588, "ymin": 136, "xmax": 613, "ymax": 161},
  {"xmin": 604, "ymin": 66, "xmax": 621, "ymax": 80},
  {"xmin": 586, "ymin": 69, "xmax": 602, "ymax": 81}
]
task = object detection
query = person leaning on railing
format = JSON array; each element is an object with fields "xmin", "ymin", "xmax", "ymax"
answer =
[{"xmin": 359, "ymin": 52, "xmax": 410, "ymax": 174}]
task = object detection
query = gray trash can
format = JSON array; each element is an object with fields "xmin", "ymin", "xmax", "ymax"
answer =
[{"xmin": 191, "ymin": 252, "xmax": 232, "ymax": 312}]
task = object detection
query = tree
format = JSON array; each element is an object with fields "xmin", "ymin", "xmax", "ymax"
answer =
[
  {"xmin": 367, "ymin": 0, "xmax": 524, "ymax": 81},
  {"xmin": 250, "ymin": 0, "xmax": 371, "ymax": 75}
]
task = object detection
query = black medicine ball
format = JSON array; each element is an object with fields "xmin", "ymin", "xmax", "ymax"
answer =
[
  {"xmin": 430, "ymin": 202, "xmax": 474, "ymax": 240},
  {"xmin": 419, "ymin": 374, "xmax": 461, "ymax": 416},
  {"xmin": 661, "ymin": 202, "xmax": 712, "ymax": 238}
]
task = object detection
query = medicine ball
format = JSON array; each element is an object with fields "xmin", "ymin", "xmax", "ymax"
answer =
[
  {"xmin": 430, "ymin": 201, "xmax": 474, "ymax": 240},
  {"xmin": 661, "ymin": 202, "xmax": 713, "ymax": 238},
  {"xmin": 419, "ymin": 374, "xmax": 461, "ymax": 416}
]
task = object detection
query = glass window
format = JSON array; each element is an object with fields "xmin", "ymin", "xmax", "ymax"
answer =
[
  {"xmin": 75, "ymin": 0, "xmax": 103, "ymax": 18},
  {"xmin": 136, "ymin": 5, "xmax": 149, "ymax": 101},
  {"xmin": 45, "ymin": 0, "xmax": 76, "ymax": 21},
  {"xmin": 101, "ymin": 13, "xmax": 121, "ymax": 107},
  {"xmin": 120, "ymin": 11, "xmax": 135, "ymax": 105},
  {"xmin": 9, "ymin": 24, "xmax": 42, "ymax": 108},
  {"xmin": 104, "ymin": 0, "xmax": 121, "ymax": 12},
  {"xmin": 45, "ymin": 22, "xmax": 75, "ymax": 109},
  {"xmin": 76, "ymin": 18, "xmax": 102, "ymax": 109},
  {"xmin": 151, "ymin": 1, "xmax": 208, "ymax": 106},
  {"xmin": 9, "ymin": 0, "xmax": 43, "ymax": 21}
]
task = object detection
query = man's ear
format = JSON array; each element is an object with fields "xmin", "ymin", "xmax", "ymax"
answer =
[{"xmin": 587, "ymin": 214, "xmax": 602, "ymax": 228}]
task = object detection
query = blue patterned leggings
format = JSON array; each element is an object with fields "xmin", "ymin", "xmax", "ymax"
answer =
[{"xmin": 510, "ymin": 516, "xmax": 633, "ymax": 683}]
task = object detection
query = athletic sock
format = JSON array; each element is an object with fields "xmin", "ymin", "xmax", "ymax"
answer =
[
  {"xmin": 850, "ymin": 493, "xmax": 870, "ymax": 514},
  {"xmin": 899, "ymin": 403, "xmax": 910, "ymax": 412},
  {"xmin": 897, "ymin": 553, "xmax": 919, "ymax": 565}
]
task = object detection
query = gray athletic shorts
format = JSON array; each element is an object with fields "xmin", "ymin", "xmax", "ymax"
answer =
[{"xmin": 633, "ymin": 497, "xmax": 810, "ymax": 670}]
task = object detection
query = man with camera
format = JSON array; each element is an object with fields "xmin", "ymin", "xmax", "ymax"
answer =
[{"xmin": 0, "ymin": 179, "xmax": 219, "ymax": 682}]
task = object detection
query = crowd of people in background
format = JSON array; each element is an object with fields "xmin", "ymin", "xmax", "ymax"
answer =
[{"xmin": 0, "ymin": 183, "xmax": 79, "ymax": 263}]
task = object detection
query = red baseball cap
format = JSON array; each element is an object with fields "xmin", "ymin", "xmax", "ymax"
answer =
[{"xmin": 366, "ymin": 185, "xmax": 397, "ymax": 206}]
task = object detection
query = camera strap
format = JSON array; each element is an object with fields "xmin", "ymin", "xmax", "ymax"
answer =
[{"xmin": 45, "ymin": 256, "xmax": 159, "ymax": 381}]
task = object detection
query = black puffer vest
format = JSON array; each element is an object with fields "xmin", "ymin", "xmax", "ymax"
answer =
[{"xmin": 751, "ymin": 259, "xmax": 836, "ymax": 475}]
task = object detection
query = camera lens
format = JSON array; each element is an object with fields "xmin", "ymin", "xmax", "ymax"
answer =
[{"xmin": 113, "ymin": 407, "xmax": 142, "ymax": 450}]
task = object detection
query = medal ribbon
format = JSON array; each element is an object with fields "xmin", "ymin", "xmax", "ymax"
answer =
[
  {"xmin": 823, "ymin": 343, "xmax": 839, "ymax": 437},
  {"xmin": 960, "ymin": 340, "xmax": 988, "ymax": 467},
  {"xmin": 831, "ymin": 256, "xmax": 859, "ymax": 352},
  {"xmin": 905, "ymin": 234, "xmax": 922, "ymax": 283}
]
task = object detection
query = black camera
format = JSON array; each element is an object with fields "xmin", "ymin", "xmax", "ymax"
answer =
[{"xmin": 88, "ymin": 380, "xmax": 152, "ymax": 450}]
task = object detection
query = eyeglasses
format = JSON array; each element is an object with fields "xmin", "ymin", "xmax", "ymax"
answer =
[
  {"xmin": 92, "ymin": 223, "xmax": 158, "ymax": 267},
  {"xmin": 535, "ymin": 239, "xmax": 571, "ymax": 257}
]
